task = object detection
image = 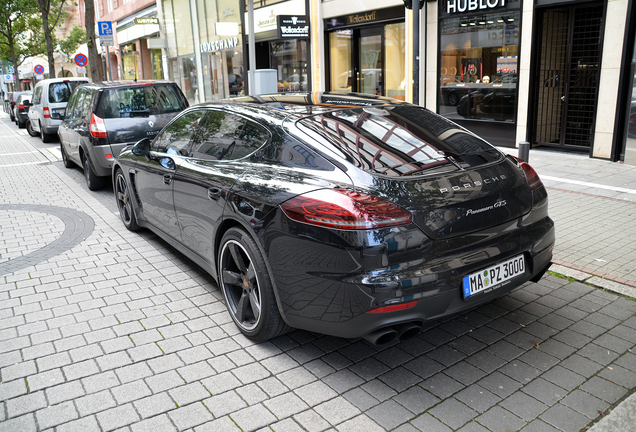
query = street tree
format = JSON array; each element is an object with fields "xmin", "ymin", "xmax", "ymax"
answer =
[
  {"xmin": 36, "ymin": 0, "xmax": 73, "ymax": 79},
  {"xmin": 84, "ymin": 0, "xmax": 101, "ymax": 81},
  {"xmin": 0, "ymin": 0, "xmax": 46, "ymax": 91}
]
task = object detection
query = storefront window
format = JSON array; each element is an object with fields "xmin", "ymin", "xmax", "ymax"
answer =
[
  {"xmin": 271, "ymin": 40, "xmax": 307, "ymax": 92},
  {"xmin": 439, "ymin": 11, "xmax": 520, "ymax": 122},
  {"xmin": 385, "ymin": 23, "xmax": 405, "ymax": 100},
  {"xmin": 329, "ymin": 30, "xmax": 352, "ymax": 93},
  {"xmin": 121, "ymin": 44, "xmax": 138, "ymax": 80},
  {"xmin": 151, "ymin": 49, "xmax": 164, "ymax": 79},
  {"xmin": 202, "ymin": 49, "xmax": 244, "ymax": 100}
]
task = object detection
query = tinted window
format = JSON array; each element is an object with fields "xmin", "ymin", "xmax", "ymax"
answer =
[
  {"xmin": 65, "ymin": 90, "xmax": 81, "ymax": 120},
  {"xmin": 153, "ymin": 110, "xmax": 206, "ymax": 155},
  {"xmin": 98, "ymin": 85, "xmax": 187, "ymax": 119},
  {"xmin": 33, "ymin": 87, "xmax": 42, "ymax": 104},
  {"xmin": 189, "ymin": 110, "xmax": 269, "ymax": 161},
  {"xmin": 49, "ymin": 81, "xmax": 87, "ymax": 103},
  {"xmin": 297, "ymin": 106, "xmax": 502, "ymax": 177}
]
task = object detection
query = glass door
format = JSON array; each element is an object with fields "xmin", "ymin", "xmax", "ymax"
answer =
[{"xmin": 358, "ymin": 28, "xmax": 383, "ymax": 95}]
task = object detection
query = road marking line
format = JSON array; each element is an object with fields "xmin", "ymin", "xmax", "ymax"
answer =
[
  {"xmin": 0, "ymin": 161, "xmax": 50, "ymax": 168},
  {"xmin": 0, "ymin": 151, "xmax": 40, "ymax": 156},
  {"xmin": 542, "ymin": 175, "xmax": 636, "ymax": 195}
]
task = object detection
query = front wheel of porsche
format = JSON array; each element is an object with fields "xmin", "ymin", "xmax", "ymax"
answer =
[
  {"xmin": 114, "ymin": 169, "xmax": 139, "ymax": 231},
  {"xmin": 218, "ymin": 227, "xmax": 289, "ymax": 341}
]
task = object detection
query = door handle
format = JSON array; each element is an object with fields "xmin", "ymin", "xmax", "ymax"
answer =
[
  {"xmin": 561, "ymin": 96, "xmax": 565, "ymax": 102},
  {"xmin": 208, "ymin": 187, "xmax": 222, "ymax": 201},
  {"xmin": 163, "ymin": 174, "xmax": 172, "ymax": 185}
]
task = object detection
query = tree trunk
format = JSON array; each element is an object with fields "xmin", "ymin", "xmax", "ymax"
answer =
[
  {"xmin": 38, "ymin": 0, "xmax": 56, "ymax": 79},
  {"xmin": 84, "ymin": 0, "xmax": 102, "ymax": 81},
  {"xmin": 8, "ymin": 33, "xmax": 21, "ymax": 92}
]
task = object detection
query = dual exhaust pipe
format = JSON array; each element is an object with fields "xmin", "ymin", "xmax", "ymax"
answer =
[{"xmin": 363, "ymin": 322, "xmax": 422, "ymax": 346}]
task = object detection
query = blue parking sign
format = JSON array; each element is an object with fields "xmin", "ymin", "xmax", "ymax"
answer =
[{"xmin": 98, "ymin": 21, "xmax": 113, "ymax": 36}]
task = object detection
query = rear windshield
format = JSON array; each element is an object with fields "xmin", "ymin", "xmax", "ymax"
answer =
[
  {"xmin": 49, "ymin": 81, "xmax": 88, "ymax": 103},
  {"xmin": 296, "ymin": 105, "xmax": 503, "ymax": 177},
  {"xmin": 97, "ymin": 85, "xmax": 187, "ymax": 119}
]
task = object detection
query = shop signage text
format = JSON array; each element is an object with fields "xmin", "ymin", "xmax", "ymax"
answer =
[
  {"xmin": 200, "ymin": 37, "xmax": 240, "ymax": 54},
  {"xmin": 277, "ymin": 15, "xmax": 309, "ymax": 39},
  {"xmin": 134, "ymin": 17, "xmax": 159, "ymax": 25},
  {"xmin": 349, "ymin": 11, "xmax": 377, "ymax": 24},
  {"xmin": 446, "ymin": 0, "xmax": 506, "ymax": 14}
]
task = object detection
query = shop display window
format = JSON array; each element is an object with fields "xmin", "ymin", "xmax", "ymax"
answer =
[{"xmin": 439, "ymin": 10, "xmax": 520, "ymax": 123}]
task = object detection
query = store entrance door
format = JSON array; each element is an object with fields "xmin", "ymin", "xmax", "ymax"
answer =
[
  {"xmin": 533, "ymin": 3, "xmax": 604, "ymax": 150},
  {"xmin": 357, "ymin": 27, "xmax": 383, "ymax": 96}
]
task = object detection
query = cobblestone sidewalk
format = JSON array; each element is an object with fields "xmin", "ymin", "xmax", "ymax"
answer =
[{"xmin": 1, "ymin": 115, "xmax": 635, "ymax": 431}]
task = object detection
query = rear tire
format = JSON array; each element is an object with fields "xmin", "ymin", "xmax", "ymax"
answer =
[
  {"xmin": 27, "ymin": 121, "xmax": 39, "ymax": 137},
  {"xmin": 218, "ymin": 227, "xmax": 290, "ymax": 341},
  {"xmin": 83, "ymin": 154, "xmax": 105, "ymax": 191},
  {"xmin": 40, "ymin": 123, "xmax": 52, "ymax": 143},
  {"xmin": 17, "ymin": 118, "xmax": 26, "ymax": 129},
  {"xmin": 114, "ymin": 169, "xmax": 140, "ymax": 231}
]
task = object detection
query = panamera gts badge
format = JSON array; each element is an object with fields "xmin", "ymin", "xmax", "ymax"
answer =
[
  {"xmin": 466, "ymin": 200, "xmax": 507, "ymax": 216},
  {"xmin": 148, "ymin": 121, "xmax": 154, "ymax": 127}
]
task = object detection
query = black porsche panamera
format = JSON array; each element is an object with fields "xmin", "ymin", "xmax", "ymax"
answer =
[{"xmin": 113, "ymin": 92, "xmax": 555, "ymax": 345}]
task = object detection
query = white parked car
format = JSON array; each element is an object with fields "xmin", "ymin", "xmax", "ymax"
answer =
[{"xmin": 27, "ymin": 77, "xmax": 90, "ymax": 142}]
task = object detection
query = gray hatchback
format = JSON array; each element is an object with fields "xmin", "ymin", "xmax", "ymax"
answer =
[{"xmin": 58, "ymin": 80, "xmax": 189, "ymax": 190}]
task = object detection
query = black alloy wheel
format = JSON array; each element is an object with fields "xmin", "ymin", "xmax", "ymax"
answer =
[
  {"xmin": 83, "ymin": 154, "xmax": 105, "ymax": 191},
  {"xmin": 115, "ymin": 170, "xmax": 139, "ymax": 231},
  {"xmin": 218, "ymin": 228, "xmax": 289, "ymax": 341},
  {"xmin": 26, "ymin": 121, "xmax": 39, "ymax": 137},
  {"xmin": 60, "ymin": 144, "xmax": 74, "ymax": 168}
]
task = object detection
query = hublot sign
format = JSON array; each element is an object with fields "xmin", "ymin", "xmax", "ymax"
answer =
[{"xmin": 442, "ymin": 0, "xmax": 520, "ymax": 17}]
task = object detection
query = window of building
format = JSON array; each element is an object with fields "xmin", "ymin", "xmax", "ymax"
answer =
[{"xmin": 439, "ymin": 10, "xmax": 520, "ymax": 123}]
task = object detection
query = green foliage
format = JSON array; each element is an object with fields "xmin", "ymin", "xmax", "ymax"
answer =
[
  {"xmin": 0, "ymin": 0, "xmax": 46, "ymax": 65},
  {"xmin": 58, "ymin": 25, "xmax": 85, "ymax": 58}
]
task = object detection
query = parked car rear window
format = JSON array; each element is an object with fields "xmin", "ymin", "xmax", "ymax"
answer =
[
  {"xmin": 98, "ymin": 85, "xmax": 187, "ymax": 119},
  {"xmin": 297, "ymin": 105, "xmax": 502, "ymax": 177},
  {"xmin": 49, "ymin": 81, "xmax": 88, "ymax": 103}
]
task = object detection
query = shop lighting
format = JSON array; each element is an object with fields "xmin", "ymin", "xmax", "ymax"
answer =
[
  {"xmin": 487, "ymin": 20, "xmax": 494, "ymax": 24},
  {"xmin": 507, "ymin": 18, "xmax": 515, "ymax": 22},
  {"xmin": 497, "ymin": 18, "xmax": 504, "ymax": 22},
  {"xmin": 469, "ymin": 21, "xmax": 476, "ymax": 26}
]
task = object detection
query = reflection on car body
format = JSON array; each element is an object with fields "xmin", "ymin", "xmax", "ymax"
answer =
[{"xmin": 113, "ymin": 92, "xmax": 554, "ymax": 345}]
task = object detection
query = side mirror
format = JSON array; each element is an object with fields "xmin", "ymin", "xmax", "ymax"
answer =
[{"xmin": 132, "ymin": 138, "xmax": 152, "ymax": 156}]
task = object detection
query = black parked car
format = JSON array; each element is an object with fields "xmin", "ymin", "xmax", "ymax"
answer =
[
  {"xmin": 58, "ymin": 80, "xmax": 189, "ymax": 190},
  {"xmin": 8, "ymin": 91, "xmax": 30, "ymax": 122},
  {"xmin": 113, "ymin": 93, "xmax": 555, "ymax": 344},
  {"xmin": 13, "ymin": 92, "xmax": 33, "ymax": 128}
]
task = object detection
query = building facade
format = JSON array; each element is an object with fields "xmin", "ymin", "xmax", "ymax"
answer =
[{"xmin": 94, "ymin": 0, "xmax": 636, "ymax": 164}]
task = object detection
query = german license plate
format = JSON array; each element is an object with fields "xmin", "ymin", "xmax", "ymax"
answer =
[{"xmin": 462, "ymin": 254, "xmax": 526, "ymax": 298}]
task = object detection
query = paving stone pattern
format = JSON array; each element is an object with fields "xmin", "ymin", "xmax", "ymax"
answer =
[{"xmin": 1, "ymin": 115, "xmax": 636, "ymax": 431}]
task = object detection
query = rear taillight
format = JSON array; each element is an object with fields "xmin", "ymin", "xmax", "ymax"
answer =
[
  {"xmin": 18, "ymin": 104, "xmax": 24, "ymax": 110},
  {"xmin": 90, "ymin": 113, "xmax": 108, "ymax": 138},
  {"xmin": 280, "ymin": 189, "xmax": 412, "ymax": 230},
  {"xmin": 43, "ymin": 107, "xmax": 50, "ymax": 118},
  {"xmin": 513, "ymin": 156, "xmax": 543, "ymax": 190}
]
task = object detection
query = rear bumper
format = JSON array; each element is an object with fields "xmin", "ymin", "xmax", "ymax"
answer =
[
  {"xmin": 88, "ymin": 143, "xmax": 128, "ymax": 177},
  {"xmin": 264, "ymin": 212, "xmax": 555, "ymax": 339}
]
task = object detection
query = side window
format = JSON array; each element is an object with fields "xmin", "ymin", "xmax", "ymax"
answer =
[
  {"xmin": 152, "ymin": 110, "xmax": 206, "ymax": 155},
  {"xmin": 65, "ymin": 90, "xmax": 81, "ymax": 120},
  {"xmin": 77, "ymin": 90, "xmax": 93, "ymax": 120},
  {"xmin": 189, "ymin": 111, "xmax": 269, "ymax": 161},
  {"xmin": 33, "ymin": 86, "xmax": 42, "ymax": 105}
]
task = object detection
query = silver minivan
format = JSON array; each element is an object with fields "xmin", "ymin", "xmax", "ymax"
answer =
[{"xmin": 28, "ymin": 77, "xmax": 90, "ymax": 142}]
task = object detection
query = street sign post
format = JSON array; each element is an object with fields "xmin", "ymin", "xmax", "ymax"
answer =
[
  {"xmin": 74, "ymin": 54, "xmax": 88, "ymax": 67},
  {"xmin": 98, "ymin": 21, "xmax": 114, "ymax": 81},
  {"xmin": 98, "ymin": 21, "xmax": 114, "ymax": 46}
]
